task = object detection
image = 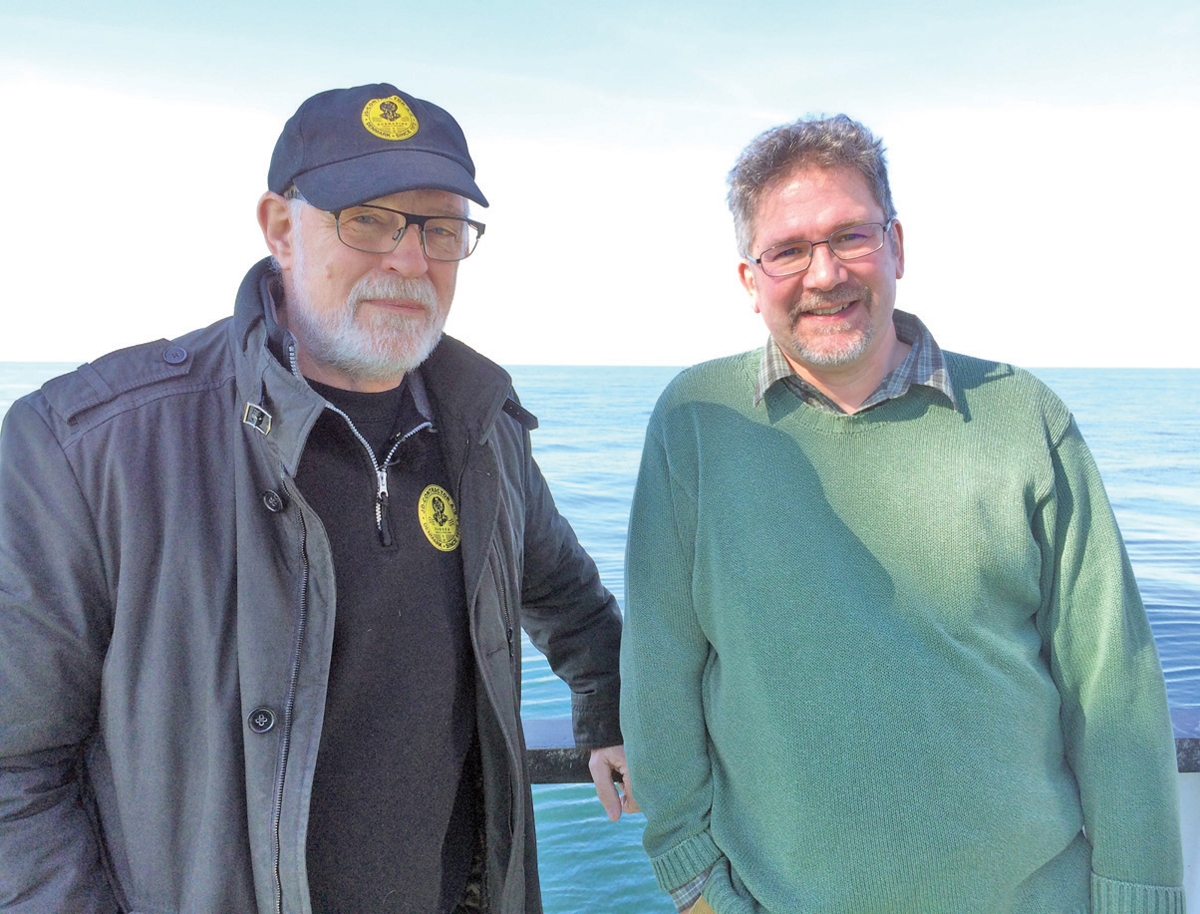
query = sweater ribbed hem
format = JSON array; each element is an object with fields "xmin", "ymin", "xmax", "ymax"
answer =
[
  {"xmin": 1091, "ymin": 872, "xmax": 1185, "ymax": 914},
  {"xmin": 650, "ymin": 830, "xmax": 722, "ymax": 895}
]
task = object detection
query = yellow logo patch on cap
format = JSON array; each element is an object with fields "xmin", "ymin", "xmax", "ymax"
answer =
[
  {"xmin": 418, "ymin": 484, "xmax": 460, "ymax": 551},
  {"xmin": 361, "ymin": 95, "xmax": 419, "ymax": 141}
]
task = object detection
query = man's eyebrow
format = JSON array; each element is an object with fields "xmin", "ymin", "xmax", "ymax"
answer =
[{"xmin": 764, "ymin": 215, "xmax": 883, "ymax": 244}]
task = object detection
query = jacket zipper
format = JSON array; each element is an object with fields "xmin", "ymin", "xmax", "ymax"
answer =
[
  {"xmin": 272, "ymin": 487, "xmax": 309, "ymax": 914},
  {"xmin": 457, "ymin": 434, "xmax": 514, "ymax": 903},
  {"xmin": 322, "ymin": 404, "xmax": 430, "ymax": 546},
  {"xmin": 287, "ymin": 342, "xmax": 430, "ymax": 545}
]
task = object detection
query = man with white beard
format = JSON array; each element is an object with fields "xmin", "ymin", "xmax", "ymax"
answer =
[{"xmin": 0, "ymin": 84, "xmax": 633, "ymax": 914}]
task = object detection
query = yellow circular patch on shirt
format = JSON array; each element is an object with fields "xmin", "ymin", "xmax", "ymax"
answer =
[
  {"xmin": 419, "ymin": 485, "xmax": 460, "ymax": 551},
  {"xmin": 361, "ymin": 96, "xmax": 419, "ymax": 141}
]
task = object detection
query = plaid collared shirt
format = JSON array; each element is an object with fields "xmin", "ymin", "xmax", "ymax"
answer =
[
  {"xmin": 668, "ymin": 868, "xmax": 711, "ymax": 912},
  {"xmin": 753, "ymin": 310, "xmax": 958, "ymax": 413}
]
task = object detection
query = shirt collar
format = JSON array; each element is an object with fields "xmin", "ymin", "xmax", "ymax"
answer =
[{"xmin": 752, "ymin": 309, "xmax": 958, "ymax": 412}]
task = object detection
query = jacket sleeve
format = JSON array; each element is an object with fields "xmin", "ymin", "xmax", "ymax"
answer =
[
  {"xmin": 0, "ymin": 398, "xmax": 119, "ymax": 913},
  {"xmin": 1035, "ymin": 416, "xmax": 1184, "ymax": 913},
  {"xmin": 619, "ymin": 406, "xmax": 726, "ymax": 899},
  {"xmin": 517, "ymin": 435, "xmax": 624, "ymax": 750}
]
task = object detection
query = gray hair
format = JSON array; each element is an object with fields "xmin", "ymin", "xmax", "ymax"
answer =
[
  {"xmin": 727, "ymin": 114, "xmax": 896, "ymax": 257},
  {"xmin": 282, "ymin": 184, "xmax": 308, "ymax": 220}
]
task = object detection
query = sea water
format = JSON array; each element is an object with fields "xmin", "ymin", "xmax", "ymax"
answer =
[{"xmin": 2, "ymin": 362, "xmax": 1197, "ymax": 913}]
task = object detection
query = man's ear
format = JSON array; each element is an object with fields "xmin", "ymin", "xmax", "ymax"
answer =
[
  {"xmin": 737, "ymin": 259, "xmax": 762, "ymax": 314},
  {"xmin": 258, "ymin": 192, "xmax": 298, "ymax": 269},
  {"xmin": 890, "ymin": 219, "xmax": 905, "ymax": 280}
]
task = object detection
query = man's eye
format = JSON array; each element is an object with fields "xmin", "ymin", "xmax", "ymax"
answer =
[
  {"xmin": 425, "ymin": 219, "xmax": 468, "ymax": 240},
  {"xmin": 770, "ymin": 245, "xmax": 805, "ymax": 260}
]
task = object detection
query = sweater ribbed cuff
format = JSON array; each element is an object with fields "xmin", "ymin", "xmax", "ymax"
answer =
[
  {"xmin": 650, "ymin": 829, "xmax": 722, "ymax": 895},
  {"xmin": 1091, "ymin": 873, "xmax": 1185, "ymax": 914}
]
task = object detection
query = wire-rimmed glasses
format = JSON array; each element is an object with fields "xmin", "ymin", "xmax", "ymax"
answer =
[{"xmin": 750, "ymin": 221, "xmax": 894, "ymax": 277}]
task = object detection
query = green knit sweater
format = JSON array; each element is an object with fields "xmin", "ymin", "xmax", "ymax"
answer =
[{"xmin": 621, "ymin": 349, "xmax": 1184, "ymax": 914}]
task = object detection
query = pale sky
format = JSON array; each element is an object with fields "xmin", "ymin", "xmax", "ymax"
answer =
[{"xmin": 2, "ymin": 1, "xmax": 1198, "ymax": 367}]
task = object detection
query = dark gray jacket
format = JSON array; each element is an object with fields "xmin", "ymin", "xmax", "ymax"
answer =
[{"xmin": 0, "ymin": 260, "xmax": 623, "ymax": 913}]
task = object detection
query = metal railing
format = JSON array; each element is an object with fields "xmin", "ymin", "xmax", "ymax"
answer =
[{"xmin": 524, "ymin": 709, "xmax": 1200, "ymax": 783}]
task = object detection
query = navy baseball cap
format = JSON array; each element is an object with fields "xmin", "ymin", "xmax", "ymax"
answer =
[{"xmin": 268, "ymin": 83, "xmax": 488, "ymax": 210}]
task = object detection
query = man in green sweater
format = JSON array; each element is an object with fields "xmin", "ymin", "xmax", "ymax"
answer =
[{"xmin": 620, "ymin": 114, "xmax": 1185, "ymax": 914}]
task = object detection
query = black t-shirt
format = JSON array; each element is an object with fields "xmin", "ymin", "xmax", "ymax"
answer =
[{"xmin": 299, "ymin": 377, "xmax": 478, "ymax": 914}]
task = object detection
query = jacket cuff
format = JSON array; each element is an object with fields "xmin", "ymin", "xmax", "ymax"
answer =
[
  {"xmin": 1091, "ymin": 873, "xmax": 1185, "ymax": 914},
  {"xmin": 571, "ymin": 694, "xmax": 622, "ymax": 749},
  {"xmin": 650, "ymin": 829, "xmax": 722, "ymax": 895}
]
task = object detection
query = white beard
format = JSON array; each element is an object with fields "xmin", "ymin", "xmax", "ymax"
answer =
[{"xmin": 287, "ymin": 246, "xmax": 446, "ymax": 385}]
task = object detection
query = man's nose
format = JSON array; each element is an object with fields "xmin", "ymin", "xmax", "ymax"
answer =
[
  {"xmin": 802, "ymin": 242, "xmax": 847, "ymax": 291},
  {"xmin": 380, "ymin": 225, "xmax": 430, "ymax": 277}
]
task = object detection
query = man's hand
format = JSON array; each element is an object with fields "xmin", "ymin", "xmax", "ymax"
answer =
[{"xmin": 588, "ymin": 744, "xmax": 639, "ymax": 821}]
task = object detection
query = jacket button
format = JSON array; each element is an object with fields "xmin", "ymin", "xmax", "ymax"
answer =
[
  {"xmin": 163, "ymin": 346, "xmax": 188, "ymax": 364},
  {"xmin": 248, "ymin": 707, "xmax": 276, "ymax": 734},
  {"xmin": 261, "ymin": 490, "xmax": 287, "ymax": 513}
]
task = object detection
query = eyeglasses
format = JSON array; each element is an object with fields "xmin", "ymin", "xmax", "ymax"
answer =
[
  {"xmin": 329, "ymin": 204, "xmax": 486, "ymax": 261},
  {"xmin": 750, "ymin": 221, "xmax": 893, "ymax": 277}
]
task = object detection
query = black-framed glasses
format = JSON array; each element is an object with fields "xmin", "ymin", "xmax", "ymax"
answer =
[
  {"xmin": 750, "ymin": 221, "xmax": 893, "ymax": 277},
  {"xmin": 330, "ymin": 204, "xmax": 486, "ymax": 261}
]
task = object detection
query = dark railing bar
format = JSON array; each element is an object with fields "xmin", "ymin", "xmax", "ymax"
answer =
[
  {"xmin": 524, "ymin": 710, "xmax": 1200, "ymax": 785},
  {"xmin": 1173, "ymin": 708, "xmax": 1200, "ymax": 773},
  {"xmin": 523, "ymin": 718, "xmax": 594, "ymax": 784}
]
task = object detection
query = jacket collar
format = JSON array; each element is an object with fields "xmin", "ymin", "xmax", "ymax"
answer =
[
  {"xmin": 229, "ymin": 258, "xmax": 518, "ymax": 475},
  {"xmin": 420, "ymin": 334, "xmax": 515, "ymax": 445}
]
